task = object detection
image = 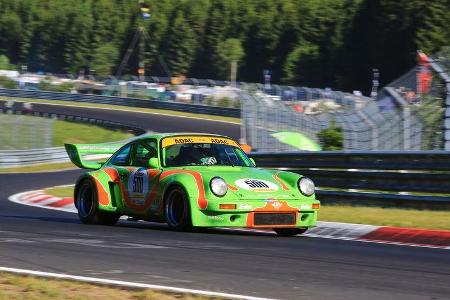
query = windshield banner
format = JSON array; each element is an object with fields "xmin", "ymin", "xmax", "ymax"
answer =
[{"xmin": 162, "ymin": 136, "xmax": 239, "ymax": 148}]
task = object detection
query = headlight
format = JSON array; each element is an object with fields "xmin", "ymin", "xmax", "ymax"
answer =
[
  {"xmin": 210, "ymin": 177, "xmax": 228, "ymax": 197},
  {"xmin": 298, "ymin": 177, "xmax": 315, "ymax": 196}
]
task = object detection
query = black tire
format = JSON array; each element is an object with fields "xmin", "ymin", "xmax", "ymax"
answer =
[
  {"xmin": 75, "ymin": 178, "xmax": 119, "ymax": 226},
  {"xmin": 273, "ymin": 228, "xmax": 308, "ymax": 237},
  {"xmin": 164, "ymin": 186, "xmax": 192, "ymax": 231}
]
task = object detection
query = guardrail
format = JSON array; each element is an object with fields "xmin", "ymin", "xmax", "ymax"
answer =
[
  {"xmin": 0, "ymin": 147, "xmax": 69, "ymax": 168},
  {"xmin": 0, "ymin": 88, "xmax": 240, "ymax": 118},
  {"xmin": 0, "ymin": 109, "xmax": 146, "ymax": 168},
  {"xmin": 251, "ymin": 151, "xmax": 450, "ymax": 209},
  {"xmin": 2, "ymin": 104, "xmax": 449, "ymax": 209}
]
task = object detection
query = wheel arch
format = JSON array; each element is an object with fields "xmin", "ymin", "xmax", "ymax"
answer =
[
  {"xmin": 162, "ymin": 182, "xmax": 192, "ymax": 216},
  {"xmin": 74, "ymin": 174, "xmax": 97, "ymax": 209}
]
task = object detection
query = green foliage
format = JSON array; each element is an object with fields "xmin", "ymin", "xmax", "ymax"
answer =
[
  {"xmin": 37, "ymin": 78, "xmax": 74, "ymax": 92},
  {"xmin": 0, "ymin": 76, "xmax": 18, "ymax": 89},
  {"xmin": 162, "ymin": 9, "xmax": 196, "ymax": 75},
  {"xmin": 91, "ymin": 43, "xmax": 119, "ymax": 76},
  {"xmin": 0, "ymin": 0, "xmax": 448, "ymax": 92},
  {"xmin": 218, "ymin": 96, "xmax": 231, "ymax": 108},
  {"xmin": 216, "ymin": 38, "xmax": 244, "ymax": 79},
  {"xmin": 413, "ymin": 94, "xmax": 445, "ymax": 150},
  {"xmin": 0, "ymin": 55, "xmax": 15, "ymax": 70},
  {"xmin": 317, "ymin": 122, "xmax": 343, "ymax": 150}
]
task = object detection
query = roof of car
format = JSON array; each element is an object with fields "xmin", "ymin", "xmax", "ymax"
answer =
[{"xmin": 137, "ymin": 132, "xmax": 234, "ymax": 141}]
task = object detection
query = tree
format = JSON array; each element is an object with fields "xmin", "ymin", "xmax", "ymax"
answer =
[
  {"xmin": 216, "ymin": 38, "xmax": 244, "ymax": 82},
  {"xmin": 90, "ymin": 43, "xmax": 119, "ymax": 76},
  {"xmin": 0, "ymin": 76, "xmax": 18, "ymax": 89},
  {"xmin": 283, "ymin": 43, "xmax": 320, "ymax": 86},
  {"xmin": 317, "ymin": 122, "xmax": 343, "ymax": 150},
  {"xmin": 0, "ymin": 55, "xmax": 15, "ymax": 70},
  {"xmin": 162, "ymin": 10, "xmax": 196, "ymax": 75},
  {"xmin": 0, "ymin": 11, "xmax": 23, "ymax": 63}
]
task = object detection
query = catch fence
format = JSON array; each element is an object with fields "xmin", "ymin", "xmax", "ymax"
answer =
[
  {"xmin": 242, "ymin": 49, "xmax": 450, "ymax": 152},
  {"xmin": 0, "ymin": 111, "xmax": 54, "ymax": 150}
]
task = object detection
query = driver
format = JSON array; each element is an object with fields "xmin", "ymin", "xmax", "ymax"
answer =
[{"xmin": 171, "ymin": 145, "xmax": 215, "ymax": 166}]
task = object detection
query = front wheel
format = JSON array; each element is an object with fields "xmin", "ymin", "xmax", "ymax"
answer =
[
  {"xmin": 273, "ymin": 228, "xmax": 308, "ymax": 237},
  {"xmin": 164, "ymin": 186, "xmax": 192, "ymax": 231},
  {"xmin": 75, "ymin": 178, "xmax": 119, "ymax": 226}
]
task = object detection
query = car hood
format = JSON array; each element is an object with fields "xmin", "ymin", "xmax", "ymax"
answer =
[{"xmin": 179, "ymin": 166, "xmax": 299, "ymax": 200}]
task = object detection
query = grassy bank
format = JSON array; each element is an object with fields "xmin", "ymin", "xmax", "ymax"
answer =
[
  {"xmin": 45, "ymin": 185, "xmax": 450, "ymax": 231},
  {"xmin": 0, "ymin": 162, "xmax": 76, "ymax": 174},
  {"xmin": 0, "ymin": 272, "xmax": 212, "ymax": 300},
  {"xmin": 0, "ymin": 113, "xmax": 133, "ymax": 149}
]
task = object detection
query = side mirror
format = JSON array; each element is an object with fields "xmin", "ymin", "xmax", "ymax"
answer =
[
  {"xmin": 148, "ymin": 157, "xmax": 159, "ymax": 169},
  {"xmin": 250, "ymin": 158, "xmax": 256, "ymax": 166}
]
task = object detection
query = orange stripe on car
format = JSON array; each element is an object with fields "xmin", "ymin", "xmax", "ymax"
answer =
[
  {"xmin": 227, "ymin": 184, "xmax": 239, "ymax": 191},
  {"xmin": 160, "ymin": 170, "xmax": 208, "ymax": 209},
  {"xmin": 123, "ymin": 170, "xmax": 162, "ymax": 212},
  {"xmin": 273, "ymin": 173, "xmax": 290, "ymax": 191},
  {"xmin": 103, "ymin": 167, "xmax": 120, "ymax": 182},
  {"xmin": 93, "ymin": 177, "xmax": 110, "ymax": 206}
]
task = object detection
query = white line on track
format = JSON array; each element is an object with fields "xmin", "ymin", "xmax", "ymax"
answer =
[
  {"xmin": 0, "ymin": 266, "xmax": 275, "ymax": 300},
  {"xmin": 18, "ymin": 100, "xmax": 241, "ymax": 124}
]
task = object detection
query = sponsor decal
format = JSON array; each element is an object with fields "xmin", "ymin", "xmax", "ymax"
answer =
[
  {"xmin": 207, "ymin": 215, "xmax": 225, "ymax": 221},
  {"xmin": 238, "ymin": 204, "xmax": 252, "ymax": 210},
  {"xmin": 161, "ymin": 136, "xmax": 239, "ymax": 148},
  {"xmin": 235, "ymin": 179, "xmax": 279, "ymax": 192},
  {"xmin": 127, "ymin": 168, "xmax": 149, "ymax": 205},
  {"xmin": 271, "ymin": 201, "xmax": 282, "ymax": 209}
]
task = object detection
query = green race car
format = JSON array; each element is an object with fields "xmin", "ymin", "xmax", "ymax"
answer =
[{"xmin": 65, "ymin": 133, "xmax": 320, "ymax": 236}]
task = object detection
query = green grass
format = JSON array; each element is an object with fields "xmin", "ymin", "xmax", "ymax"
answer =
[
  {"xmin": 44, "ymin": 185, "xmax": 74, "ymax": 198},
  {"xmin": 52, "ymin": 120, "xmax": 132, "ymax": 146},
  {"xmin": 0, "ymin": 272, "xmax": 213, "ymax": 300},
  {"xmin": 319, "ymin": 205, "xmax": 450, "ymax": 230},
  {"xmin": 0, "ymin": 162, "xmax": 77, "ymax": 174},
  {"xmin": 0, "ymin": 97, "xmax": 240, "ymax": 124},
  {"xmin": 0, "ymin": 113, "xmax": 132, "ymax": 149},
  {"xmin": 45, "ymin": 185, "xmax": 450, "ymax": 230}
]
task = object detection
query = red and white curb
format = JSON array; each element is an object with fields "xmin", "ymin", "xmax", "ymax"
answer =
[
  {"xmin": 8, "ymin": 188, "xmax": 450, "ymax": 250},
  {"xmin": 9, "ymin": 189, "xmax": 76, "ymax": 213}
]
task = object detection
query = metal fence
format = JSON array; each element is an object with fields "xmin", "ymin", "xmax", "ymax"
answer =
[
  {"xmin": 241, "ymin": 89, "xmax": 412, "ymax": 152},
  {"xmin": 252, "ymin": 151, "xmax": 450, "ymax": 210},
  {"xmin": 0, "ymin": 111, "xmax": 54, "ymax": 150},
  {"xmin": 380, "ymin": 52, "xmax": 448, "ymax": 150},
  {"xmin": 0, "ymin": 107, "xmax": 146, "ymax": 167},
  {"xmin": 0, "ymin": 88, "xmax": 240, "ymax": 118},
  {"xmin": 0, "ymin": 72, "xmax": 372, "ymax": 109},
  {"xmin": 242, "ymin": 50, "xmax": 450, "ymax": 152}
]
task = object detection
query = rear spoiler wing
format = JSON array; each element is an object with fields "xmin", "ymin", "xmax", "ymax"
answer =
[{"xmin": 64, "ymin": 143, "xmax": 124, "ymax": 169}]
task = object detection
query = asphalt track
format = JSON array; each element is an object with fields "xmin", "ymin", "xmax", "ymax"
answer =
[
  {"xmin": 0, "ymin": 101, "xmax": 241, "ymax": 139},
  {"xmin": 1, "ymin": 103, "xmax": 450, "ymax": 299}
]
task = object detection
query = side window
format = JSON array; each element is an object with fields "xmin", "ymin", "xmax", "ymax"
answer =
[
  {"xmin": 111, "ymin": 145, "xmax": 131, "ymax": 166},
  {"xmin": 132, "ymin": 140, "xmax": 157, "ymax": 167}
]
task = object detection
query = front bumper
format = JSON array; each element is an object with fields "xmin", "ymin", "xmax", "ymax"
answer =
[{"xmin": 191, "ymin": 199, "xmax": 319, "ymax": 228}]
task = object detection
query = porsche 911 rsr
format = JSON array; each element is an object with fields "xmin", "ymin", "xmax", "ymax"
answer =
[{"xmin": 65, "ymin": 133, "xmax": 320, "ymax": 236}]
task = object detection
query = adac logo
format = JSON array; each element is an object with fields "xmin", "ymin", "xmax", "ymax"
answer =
[{"xmin": 235, "ymin": 179, "xmax": 279, "ymax": 192}]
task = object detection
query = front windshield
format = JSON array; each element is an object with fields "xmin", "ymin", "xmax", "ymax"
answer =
[{"xmin": 164, "ymin": 143, "xmax": 254, "ymax": 167}]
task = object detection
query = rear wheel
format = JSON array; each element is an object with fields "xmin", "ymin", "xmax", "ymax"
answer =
[
  {"xmin": 76, "ymin": 179, "xmax": 119, "ymax": 226},
  {"xmin": 164, "ymin": 186, "xmax": 192, "ymax": 231},
  {"xmin": 273, "ymin": 228, "xmax": 307, "ymax": 237}
]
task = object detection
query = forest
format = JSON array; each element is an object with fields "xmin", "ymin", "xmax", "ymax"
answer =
[{"xmin": 0, "ymin": 0, "xmax": 448, "ymax": 93}]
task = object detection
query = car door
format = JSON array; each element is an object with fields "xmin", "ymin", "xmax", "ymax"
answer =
[{"xmin": 114, "ymin": 140, "xmax": 160, "ymax": 214}]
